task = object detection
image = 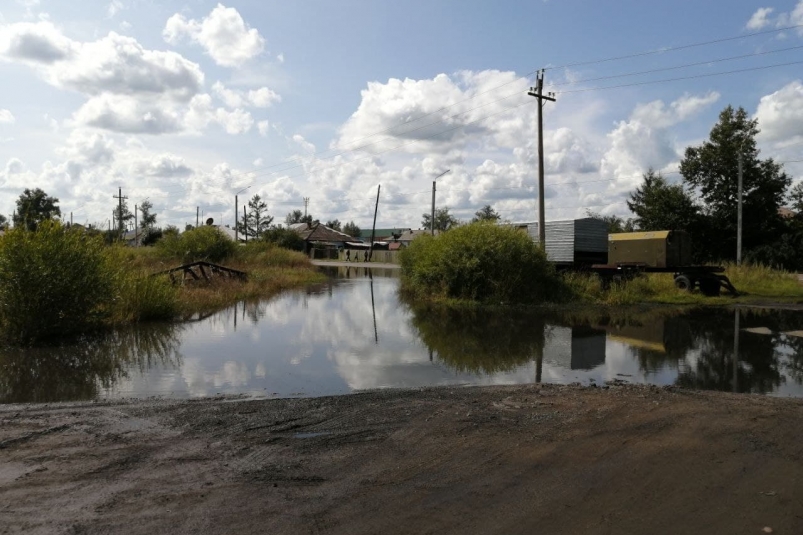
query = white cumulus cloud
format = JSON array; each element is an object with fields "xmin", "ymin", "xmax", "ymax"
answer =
[
  {"xmin": 600, "ymin": 92, "xmax": 719, "ymax": 190},
  {"xmin": 746, "ymin": 7, "xmax": 774, "ymax": 30},
  {"xmin": 756, "ymin": 80, "xmax": 803, "ymax": 143},
  {"xmin": 163, "ymin": 4, "xmax": 265, "ymax": 67},
  {"xmin": 72, "ymin": 94, "xmax": 183, "ymax": 135},
  {"xmin": 212, "ymin": 81, "xmax": 280, "ymax": 108},
  {"xmin": 0, "ymin": 21, "xmax": 204, "ymax": 100},
  {"xmin": 0, "ymin": 109, "xmax": 14, "ymax": 123}
]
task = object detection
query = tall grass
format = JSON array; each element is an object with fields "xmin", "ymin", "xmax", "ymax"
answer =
[
  {"xmin": 106, "ymin": 247, "xmax": 178, "ymax": 322},
  {"xmin": 724, "ymin": 262, "xmax": 803, "ymax": 298},
  {"xmin": 233, "ymin": 240, "xmax": 311, "ymax": 268},
  {"xmin": 0, "ymin": 223, "xmax": 115, "ymax": 342},
  {"xmin": 561, "ymin": 262, "xmax": 803, "ymax": 305}
]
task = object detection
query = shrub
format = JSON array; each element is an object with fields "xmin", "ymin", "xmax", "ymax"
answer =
[
  {"xmin": 156, "ymin": 226, "xmax": 236, "ymax": 263},
  {"xmin": 399, "ymin": 222, "xmax": 562, "ymax": 304},
  {"xmin": 141, "ymin": 227, "xmax": 163, "ymax": 246},
  {"xmin": 236, "ymin": 240, "xmax": 311, "ymax": 268},
  {"xmin": 261, "ymin": 227, "xmax": 305, "ymax": 251},
  {"xmin": 0, "ymin": 222, "xmax": 115, "ymax": 342}
]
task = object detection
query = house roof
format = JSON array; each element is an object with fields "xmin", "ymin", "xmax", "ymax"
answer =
[
  {"xmin": 216, "ymin": 225, "xmax": 239, "ymax": 241},
  {"xmin": 397, "ymin": 229, "xmax": 439, "ymax": 242},
  {"xmin": 294, "ymin": 222, "xmax": 356, "ymax": 243},
  {"xmin": 359, "ymin": 228, "xmax": 410, "ymax": 239}
]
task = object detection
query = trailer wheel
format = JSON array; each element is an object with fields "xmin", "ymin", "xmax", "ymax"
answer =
[
  {"xmin": 699, "ymin": 276, "xmax": 721, "ymax": 297},
  {"xmin": 674, "ymin": 274, "xmax": 692, "ymax": 291}
]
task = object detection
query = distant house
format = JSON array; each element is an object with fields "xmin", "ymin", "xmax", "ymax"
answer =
[
  {"xmin": 122, "ymin": 228, "xmax": 145, "ymax": 247},
  {"xmin": 291, "ymin": 222, "xmax": 359, "ymax": 253},
  {"xmin": 395, "ymin": 229, "xmax": 440, "ymax": 247},
  {"xmin": 358, "ymin": 228, "xmax": 411, "ymax": 241},
  {"xmin": 216, "ymin": 225, "xmax": 240, "ymax": 242}
]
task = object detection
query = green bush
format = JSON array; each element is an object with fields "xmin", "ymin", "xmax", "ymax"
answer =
[
  {"xmin": 399, "ymin": 222, "xmax": 563, "ymax": 304},
  {"xmin": 0, "ymin": 222, "xmax": 115, "ymax": 342},
  {"xmin": 261, "ymin": 227, "xmax": 306, "ymax": 251},
  {"xmin": 236, "ymin": 240, "xmax": 311, "ymax": 268},
  {"xmin": 156, "ymin": 226, "xmax": 236, "ymax": 263}
]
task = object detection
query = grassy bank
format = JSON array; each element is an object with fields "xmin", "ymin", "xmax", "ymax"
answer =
[
  {"xmin": 563, "ymin": 263, "xmax": 803, "ymax": 306},
  {"xmin": 114, "ymin": 241, "xmax": 325, "ymax": 317},
  {"xmin": 397, "ymin": 222, "xmax": 803, "ymax": 307},
  {"xmin": 0, "ymin": 224, "xmax": 324, "ymax": 344}
]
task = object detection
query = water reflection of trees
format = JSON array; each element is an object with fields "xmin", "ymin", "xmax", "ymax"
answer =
[
  {"xmin": 408, "ymin": 303, "xmax": 803, "ymax": 394},
  {"xmin": 670, "ymin": 310, "xmax": 781, "ymax": 393},
  {"xmin": 0, "ymin": 323, "xmax": 182, "ymax": 403},
  {"xmin": 408, "ymin": 304, "xmax": 546, "ymax": 374}
]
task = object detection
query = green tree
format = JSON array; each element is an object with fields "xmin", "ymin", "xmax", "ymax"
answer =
[
  {"xmin": 238, "ymin": 194, "xmax": 274, "ymax": 239},
  {"xmin": 788, "ymin": 182, "xmax": 803, "ymax": 214},
  {"xmin": 285, "ymin": 209, "xmax": 313, "ymax": 226},
  {"xmin": 422, "ymin": 207, "xmax": 459, "ymax": 232},
  {"xmin": 262, "ymin": 227, "xmax": 306, "ymax": 251},
  {"xmin": 585, "ymin": 210, "xmax": 636, "ymax": 233},
  {"xmin": 139, "ymin": 200, "xmax": 157, "ymax": 229},
  {"xmin": 680, "ymin": 106, "xmax": 791, "ymax": 261},
  {"xmin": 626, "ymin": 169, "xmax": 700, "ymax": 232},
  {"xmin": 326, "ymin": 219, "xmax": 342, "ymax": 231},
  {"xmin": 343, "ymin": 221, "xmax": 361, "ymax": 238},
  {"xmin": 0, "ymin": 214, "xmax": 7, "ymax": 229},
  {"xmin": 113, "ymin": 198, "xmax": 134, "ymax": 233},
  {"xmin": 471, "ymin": 204, "xmax": 501, "ymax": 223},
  {"xmin": 13, "ymin": 188, "xmax": 61, "ymax": 231}
]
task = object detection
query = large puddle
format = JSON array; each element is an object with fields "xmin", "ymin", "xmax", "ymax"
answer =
[{"xmin": 2, "ymin": 267, "xmax": 803, "ymax": 403}]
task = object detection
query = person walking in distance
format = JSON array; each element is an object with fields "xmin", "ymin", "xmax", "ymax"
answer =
[
  {"xmin": 345, "ymin": 249, "xmax": 351, "ymax": 262},
  {"xmin": 364, "ymin": 250, "xmax": 369, "ymax": 263}
]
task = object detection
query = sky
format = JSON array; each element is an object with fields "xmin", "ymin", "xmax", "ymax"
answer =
[{"xmin": 0, "ymin": 0, "xmax": 802, "ymax": 230}]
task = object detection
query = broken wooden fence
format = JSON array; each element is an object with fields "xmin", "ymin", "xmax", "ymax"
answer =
[{"xmin": 152, "ymin": 261, "xmax": 247, "ymax": 284}]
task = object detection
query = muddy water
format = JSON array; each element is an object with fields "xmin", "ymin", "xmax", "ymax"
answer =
[{"xmin": 2, "ymin": 267, "xmax": 803, "ymax": 403}]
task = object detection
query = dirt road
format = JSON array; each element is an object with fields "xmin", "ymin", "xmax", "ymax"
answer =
[{"xmin": 1, "ymin": 384, "xmax": 802, "ymax": 534}]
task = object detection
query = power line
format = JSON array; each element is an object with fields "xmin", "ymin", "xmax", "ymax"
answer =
[
  {"xmin": 545, "ymin": 23, "xmax": 803, "ymax": 71},
  {"xmin": 550, "ymin": 44, "xmax": 803, "ymax": 88},
  {"xmin": 558, "ymin": 60, "xmax": 803, "ymax": 95},
  {"xmin": 174, "ymin": 24, "xmax": 803, "ymax": 190}
]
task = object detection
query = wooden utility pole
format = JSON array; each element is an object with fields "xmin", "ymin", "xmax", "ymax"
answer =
[
  {"xmin": 113, "ymin": 187, "xmax": 127, "ymax": 241},
  {"xmin": 243, "ymin": 205, "xmax": 248, "ymax": 243},
  {"xmin": 528, "ymin": 70, "xmax": 556, "ymax": 247},
  {"xmin": 235, "ymin": 194, "xmax": 239, "ymax": 242},
  {"xmin": 430, "ymin": 169, "xmax": 450, "ymax": 236},
  {"xmin": 134, "ymin": 204, "xmax": 138, "ymax": 247},
  {"xmin": 737, "ymin": 151, "xmax": 743, "ymax": 266},
  {"xmin": 369, "ymin": 185, "xmax": 380, "ymax": 261},
  {"xmin": 431, "ymin": 181, "xmax": 436, "ymax": 236}
]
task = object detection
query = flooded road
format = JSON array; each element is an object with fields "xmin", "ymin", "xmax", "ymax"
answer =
[{"xmin": 2, "ymin": 267, "xmax": 803, "ymax": 403}]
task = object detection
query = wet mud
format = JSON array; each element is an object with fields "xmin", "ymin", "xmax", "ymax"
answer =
[{"xmin": 1, "ymin": 383, "xmax": 802, "ymax": 534}]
